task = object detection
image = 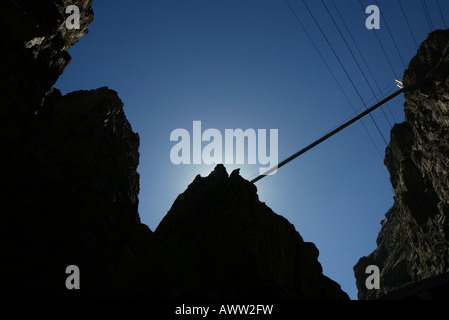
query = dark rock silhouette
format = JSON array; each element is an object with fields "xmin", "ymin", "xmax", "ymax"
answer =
[
  {"xmin": 1, "ymin": 0, "xmax": 152, "ymax": 299},
  {"xmin": 230, "ymin": 168, "xmax": 241, "ymax": 178},
  {"xmin": 354, "ymin": 29, "xmax": 449, "ymax": 300},
  {"xmin": 151, "ymin": 165, "xmax": 349, "ymax": 299},
  {"xmin": 1, "ymin": 0, "xmax": 349, "ymax": 299}
]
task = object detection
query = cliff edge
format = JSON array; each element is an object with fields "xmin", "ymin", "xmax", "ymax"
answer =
[
  {"xmin": 354, "ymin": 29, "xmax": 449, "ymax": 300},
  {"xmin": 1, "ymin": 0, "xmax": 153, "ymax": 298}
]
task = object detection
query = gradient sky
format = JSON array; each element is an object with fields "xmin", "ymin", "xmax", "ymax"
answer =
[{"xmin": 56, "ymin": 0, "xmax": 448, "ymax": 300}]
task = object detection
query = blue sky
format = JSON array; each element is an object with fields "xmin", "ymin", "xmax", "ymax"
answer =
[{"xmin": 56, "ymin": 0, "xmax": 448, "ymax": 300}]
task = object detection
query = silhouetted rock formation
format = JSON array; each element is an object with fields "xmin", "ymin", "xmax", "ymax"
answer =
[
  {"xmin": 1, "ymin": 0, "xmax": 349, "ymax": 300},
  {"xmin": 151, "ymin": 165, "xmax": 349, "ymax": 299},
  {"xmin": 354, "ymin": 29, "xmax": 449, "ymax": 300},
  {"xmin": 1, "ymin": 0, "xmax": 153, "ymax": 299}
]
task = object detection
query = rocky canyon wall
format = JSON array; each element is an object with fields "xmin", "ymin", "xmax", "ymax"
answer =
[{"xmin": 354, "ymin": 29, "xmax": 449, "ymax": 300}]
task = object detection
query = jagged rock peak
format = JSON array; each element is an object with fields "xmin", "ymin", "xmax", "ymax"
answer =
[
  {"xmin": 211, "ymin": 163, "xmax": 229, "ymax": 177},
  {"xmin": 184, "ymin": 165, "xmax": 260, "ymax": 208},
  {"xmin": 153, "ymin": 164, "xmax": 349, "ymax": 300}
]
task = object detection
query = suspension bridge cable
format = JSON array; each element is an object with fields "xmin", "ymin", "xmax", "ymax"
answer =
[
  {"xmin": 251, "ymin": 87, "xmax": 406, "ymax": 184},
  {"xmin": 283, "ymin": 0, "xmax": 347, "ymax": 102},
  {"xmin": 331, "ymin": 0, "xmax": 397, "ymax": 123},
  {"xmin": 321, "ymin": 0, "xmax": 393, "ymax": 129},
  {"xmin": 436, "ymin": 0, "xmax": 447, "ymax": 29},
  {"xmin": 398, "ymin": 0, "xmax": 419, "ymax": 50},
  {"xmin": 374, "ymin": 0, "xmax": 407, "ymax": 70},
  {"xmin": 301, "ymin": 0, "xmax": 388, "ymax": 146},
  {"xmin": 421, "ymin": 0, "xmax": 434, "ymax": 32},
  {"xmin": 425, "ymin": 0, "xmax": 435, "ymax": 30},
  {"xmin": 246, "ymin": 93, "xmax": 384, "ymax": 183},
  {"xmin": 283, "ymin": 0, "xmax": 385, "ymax": 160},
  {"xmin": 358, "ymin": 0, "xmax": 398, "ymax": 79}
]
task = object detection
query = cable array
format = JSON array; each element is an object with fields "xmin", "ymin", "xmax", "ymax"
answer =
[
  {"xmin": 398, "ymin": 0, "xmax": 419, "ymax": 50},
  {"xmin": 331, "ymin": 0, "xmax": 397, "ymax": 123},
  {"xmin": 357, "ymin": 0, "xmax": 398, "ymax": 79},
  {"xmin": 421, "ymin": 0, "xmax": 434, "ymax": 32},
  {"xmin": 283, "ymin": 0, "xmax": 386, "ymax": 161},
  {"xmin": 321, "ymin": 0, "xmax": 393, "ymax": 130},
  {"xmin": 256, "ymin": 0, "xmax": 446, "ymax": 183},
  {"xmin": 374, "ymin": 0, "xmax": 407, "ymax": 70},
  {"xmin": 436, "ymin": 0, "xmax": 447, "ymax": 29},
  {"xmin": 290, "ymin": 0, "xmax": 392, "ymax": 152}
]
